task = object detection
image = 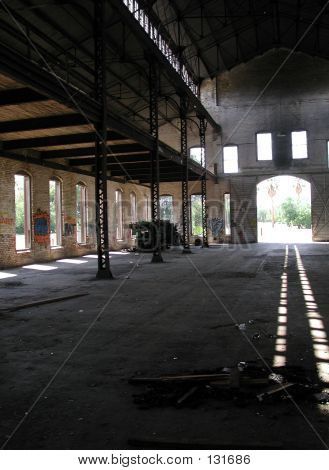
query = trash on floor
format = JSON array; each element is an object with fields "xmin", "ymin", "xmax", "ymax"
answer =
[{"xmin": 129, "ymin": 363, "xmax": 323, "ymax": 409}]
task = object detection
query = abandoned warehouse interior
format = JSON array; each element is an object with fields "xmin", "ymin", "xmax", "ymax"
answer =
[{"xmin": 0, "ymin": 0, "xmax": 329, "ymax": 452}]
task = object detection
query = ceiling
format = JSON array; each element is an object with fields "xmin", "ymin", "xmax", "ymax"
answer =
[
  {"xmin": 0, "ymin": 1, "xmax": 328, "ymax": 183},
  {"xmin": 0, "ymin": 1, "xmax": 327, "ymax": 129},
  {"xmin": 145, "ymin": 0, "xmax": 329, "ymax": 79}
]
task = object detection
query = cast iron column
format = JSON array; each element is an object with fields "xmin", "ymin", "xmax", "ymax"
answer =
[
  {"xmin": 149, "ymin": 60, "xmax": 163, "ymax": 263},
  {"xmin": 94, "ymin": 0, "xmax": 112, "ymax": 278},
  {"xmin": 180, "ymin": 95, "xmax": 191, "ymax": 254},
  {"xmin": 199, "ymin": 116, "xmax": 209, "ymax": 248}
]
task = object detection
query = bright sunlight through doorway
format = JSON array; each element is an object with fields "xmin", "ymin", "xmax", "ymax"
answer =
[{"xmin": 257, "ymin": 175, "xmax": 312, "ymax": 243}]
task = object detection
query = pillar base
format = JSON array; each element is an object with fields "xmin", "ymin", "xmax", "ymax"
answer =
[
  {"xmin": 151, "ymin": 250, "xmax": 164, "ymax": 263},
  {"xmin": 96, "ymin": 269, "xmax": 113, "ymax": 280},
  {"xmin": 182, "ymin": 247, "xmax": 192, "ymax": 254},
  {"xmin": 202, "ymin": 242, "xmax": 209, "ymax": 248}
]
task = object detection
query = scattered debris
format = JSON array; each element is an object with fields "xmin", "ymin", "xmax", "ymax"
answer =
[
  {"xmin": 130, "ymin": 364, "xmax": 323, "ymax": 409},
  {"xmin": 269, "ymin": 373, "xmax": 284, "ymax": 384},
  {"xmin": 252, "ymin": 333, "xmax": 261, "ymax": 340},
  {"xmin": 0, "ymin": 293, "xmax": 89, "ymax": 313},
  {"xmin": 236, "ymin": 323, "xmax": 247, "ymax": 331},
  {"xmin": 121, "ymin": 247, "xmax": 136, "ymax": 253},
  {"xmin": 257, "ymin": 383, "xmax": 295, "ymax": 402}
]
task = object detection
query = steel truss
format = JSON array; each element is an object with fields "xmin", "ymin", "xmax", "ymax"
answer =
[
  {"xmin": 180, "ymin": 94, "xmax": 192, "ymax": 254},
  {"xmin": 94, "ymin": 0, "xmax": 112, "ymax": 279},
  {"xmin": 199, "ymin": 117, "xmax": 209, "ymax": 248},
  {"xmin": 149, "ymin": 60, "xmax": 163, "ymax": 263}
]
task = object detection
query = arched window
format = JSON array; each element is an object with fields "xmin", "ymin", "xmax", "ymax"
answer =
[
  {"xmin": 160, "ymin": 194, "xmax": 173, "ymax": 222},
  {"xmin": 190, "ymin": 147, "xmax": 204, "ymax": 166},
  {"xmin": 115, "ymin": 189, "xmax": 123, "ymax": 240},
  {"xmin": 76, "ymin": 182, "xmax": 87, "ymax": 244},
  {"xmin": 15, "ymin": 172, "xmax": 31, "ymax": 250},
  {"xmin": 190, "ymin": 194, "xmax": 202, "ymax": 236},
  {"xmin": 49, "ymin": 177, "xmax": 62, "ymax": 247}
]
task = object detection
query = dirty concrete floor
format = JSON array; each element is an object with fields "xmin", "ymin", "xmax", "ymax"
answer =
[{"xmin": 0, "ymin": 244, "xmax": 328, "ymax": 449}]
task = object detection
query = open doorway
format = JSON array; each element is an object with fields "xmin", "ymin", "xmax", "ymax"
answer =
[{"xmin": 257, "ymin": 176, "xmax": 312, "ymax": 243}]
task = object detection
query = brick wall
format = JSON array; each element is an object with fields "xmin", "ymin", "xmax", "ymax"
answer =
[
  {"xmin": 199, "ymin": 49, "xmax": 329, "ymax": 243},
  {"xmin": 0, "ymin": 156, "xmax": 151, "ymax": 267}
]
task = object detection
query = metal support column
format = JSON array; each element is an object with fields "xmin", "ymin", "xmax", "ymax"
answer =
[
  {"xmin": 94, "ymin": 0, "xmax": 112, "ymax": 279},
  {"xmin": 149, "ymin": 60, "xmax": 163, "ymax": 263},
  {"xmin": 199, "ymin": 117, "xmax": 209, "ymax": 248},
  {"xmin": 180, "ymin": 95, "xmax": 192, "ymax": 254}
]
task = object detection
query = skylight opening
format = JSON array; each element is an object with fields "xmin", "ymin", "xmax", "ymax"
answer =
[{"xmin": 122, "ymin": 0, "xmax": 198, "ymax": 95}]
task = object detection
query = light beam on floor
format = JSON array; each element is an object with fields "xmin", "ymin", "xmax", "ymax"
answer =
[
  {"xmin": 294, "ymin": 245, "xmax": 329, "ymax": 387},
  {"xmin": 273, "ymin": 244, "xmax": 289, "ymax": 367}
]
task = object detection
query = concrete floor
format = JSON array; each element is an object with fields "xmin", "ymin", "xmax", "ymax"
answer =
[{"xmin": 0, "ymin": 244, "xmax": 328, "ymax": 449}]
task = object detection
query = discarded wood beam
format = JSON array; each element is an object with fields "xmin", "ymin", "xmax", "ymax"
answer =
[
  {"xmin": 0, "ymin": 293, "xmax": 89, "ymax": 313},
  {"xmin": 257, "ymin": 382, "xmax": 295, "ymax": 402},
  {"xmin": 130, "ymin": 371, "xmax": 269, "ymax": 386},
  {"xmin": 129, "ymin": 373, "xmax": 230, "ymax": 384}
]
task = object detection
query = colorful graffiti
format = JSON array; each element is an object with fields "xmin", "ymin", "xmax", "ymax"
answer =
[{"xmin": 33, "ymin": 210, "xmax": 50, "ymax": 244}]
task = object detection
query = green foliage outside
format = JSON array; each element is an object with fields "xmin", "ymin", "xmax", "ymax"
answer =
[
  {"xmin": 279, "ymin": 197, "xmax": 311, "ymax": 229},
  {"xmin": 49, "ymin": 181, "xmax": 56, "ymax": 233},
  {"xmin": 191, "ymin": 195, "xmax": 202, "ymax": 236},
  {"xmin": 15, "ymin": 178, "xmax": 25, "ymax": 235},
  {"xmin": 258, "ymin": 197, "xmax": 311, "ymax": 229}
]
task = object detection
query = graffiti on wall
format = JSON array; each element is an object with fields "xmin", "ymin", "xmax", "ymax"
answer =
[
  {"xmin": 33, "ymin": 210, "xmax": 50, "ymax": 244},
  {"xmin": 208, "ymin": 218, "xmax": 224, "ymax": 237},
  {"xmin": 0, "ymin": 214, "xmax": 14, "ymax": 226},
  {"xmin": 0, "ymin": 212, "xmax": 14, "ymax": 235}
]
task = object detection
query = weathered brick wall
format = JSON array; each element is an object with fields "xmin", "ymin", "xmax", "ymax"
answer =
[
  {"xmin": 311, "ymin": 175, "xmax": 329, "ymax": 242},
  {"xmin": 199, "ymin": 49, "xmax": 329, "ymax": 243},
  {"xmin": 0, "ymin": 156, "xmax": 151, "ymax": 267}
]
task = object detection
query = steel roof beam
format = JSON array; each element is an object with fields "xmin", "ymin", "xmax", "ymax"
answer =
[
  {"xmin": 2, "ymin": 131, "xmax": 127, "ymax": 150},
  {"xmin": 41, "ymin": 144, "xmax": 147, "ymax": 159}
]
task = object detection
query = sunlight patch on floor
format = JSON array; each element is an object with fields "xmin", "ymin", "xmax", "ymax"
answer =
[
  {"xmin": 22, "ymin": 264, "xmax": 58, "ymax": 271},
  {"xmin": 0, "ymin": 272, "xmax": 17, "ymax": 279},
  {"xmin": 56, "ymin": 259, "xmax": 88, "ymax": 265}
]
